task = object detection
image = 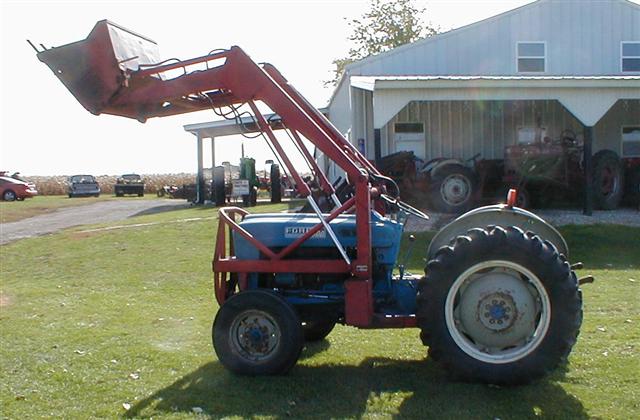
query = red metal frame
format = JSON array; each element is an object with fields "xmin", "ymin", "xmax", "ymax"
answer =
[{"xmin": 36, "ymin": 21, "xmax": 404, "ymax": 327}]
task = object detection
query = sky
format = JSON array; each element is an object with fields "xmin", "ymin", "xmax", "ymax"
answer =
[{"xmin": 0, "ymin": 0, "xmax": 542, "ymax": 176}]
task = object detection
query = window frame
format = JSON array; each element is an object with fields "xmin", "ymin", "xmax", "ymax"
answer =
[
  {"xmin": 621, "ymin": 125, "xmax": 640, "ymax": 158},
  {"xmin": 621, "ymin": 41, "xmax": 640, "ymax": 73},
  {"xmin": 394, "ymin": 122, "xmax": 424, "ymax": 134},
  {"xmin": 516, "ymin": 41, "xmax": 547, "ymax": 74}
]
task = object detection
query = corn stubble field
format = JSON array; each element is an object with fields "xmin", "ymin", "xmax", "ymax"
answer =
[
  {"xmin": 0, "ymin": 203, "xmax": 638, "ymax": 419},
  {"xmin": 28, "ymin": 174, "xmax": 196, "ymax": 195}
]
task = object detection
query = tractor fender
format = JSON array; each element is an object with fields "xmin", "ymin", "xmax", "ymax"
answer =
[
  {"xmin": 427, "ymin": 204, "xmax": 568, "ymax": 260},
  {"xmin": 421, "ymin": 158, "xmax": 467, "ymax": 178}
]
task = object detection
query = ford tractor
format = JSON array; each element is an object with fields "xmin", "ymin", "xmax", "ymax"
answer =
[{"xmin": 34, "ymin": 21, "xmax": 585, "ymax": 385}]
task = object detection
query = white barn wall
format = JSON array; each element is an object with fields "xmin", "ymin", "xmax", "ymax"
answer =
[
  {"xmin": 347, "ymin": 0, "xmax": 640, "ymax": 78},
  {"xmin": 384, "ymin": 99, "xmax": 639, "ymax": 161}
]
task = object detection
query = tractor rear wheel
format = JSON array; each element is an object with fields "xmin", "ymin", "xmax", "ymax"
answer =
[
  {"xmin": 592, "ymin": 150, "xmax": 624, "ymax": 210},
  {"xmin": 417, "ymin": 226, "xmax": 582, "ymax": 385},
  {"xmin": 213, "ymin": 290, "xmax": 303, "ymax": 375},
  {"xmin": 429, "ymin": 165, "xmax": 477, "ymax": 214}
]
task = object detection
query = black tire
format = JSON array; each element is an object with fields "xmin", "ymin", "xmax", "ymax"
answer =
[
  {"xmin": 625, "ymin": 167, "xmax": 640, "ymax": 208},
  {"xmin": 592, "ymin": 150, "xmax": 624, "ymax": 210},
  {"xmin": 213, "ymin": 166, "xmax": 226, "ymax": 206},
  {"xmin": 213, "ymin": 290, "xmax": 303, "ymax": 375},
  {"xmin": 417, "ymin": 226, "xmax": 582, "ymax": 385},
  {"xmin": 302, "ymin": 317, "xmax": 336, "ymax": 342},
  {"xmin": 270, "ymin": 164, "xmax": 282, "ymax": 204},
  {"xmin": 2, "ymin": 190, "xmax": 17, "ymax": 201},
  {"xmin": 68, "ymin": 193, "xmax": 73, "ymax": 198},
  {"xmin": 429, "ymin": 164, "xmax": 478, "ymax": 213}
]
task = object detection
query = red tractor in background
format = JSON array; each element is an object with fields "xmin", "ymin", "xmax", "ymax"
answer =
[
  {"xmin": 379, "ymin": 128, "xmax": 635, "ymax": 213},
  {"xmin": 35, "ymin": 20, "xmax": 587, "ymax": 385},
  {"xmin": 502, "ymin": 129, "xmax": 627, "ymax": 210}
]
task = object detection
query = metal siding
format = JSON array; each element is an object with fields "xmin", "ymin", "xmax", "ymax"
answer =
[
  {"xmin": 336, "ymin": 1, "xmax": 640, "ymax": 159},
  {"xmin": 382, "ymin": 98, "xmax": 618, "ymax": 161},
  {"xmin": 328, "ymin": 80, "xmax": 352, "ymax": 135},
  {"xmin": 350, "ymin": 0, "xmax": 639, "ymax": 77},
  {"xmin": 595, "ymin": 99, "xmax": 640, "ymax": 154}
]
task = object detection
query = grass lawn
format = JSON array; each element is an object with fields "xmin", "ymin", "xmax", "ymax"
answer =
[
  {"xmin": 1, "ymin": 203, "xmax": 638, "ymax": 419},
  {"xmin": 0, "ymin": 195, "xmax": 152, "ymax": 224}
]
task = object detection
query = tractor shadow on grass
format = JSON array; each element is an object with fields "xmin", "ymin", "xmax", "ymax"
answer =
[{"xmin": 126, "ymin": 350, "xmax": 588, "ymax": 419}]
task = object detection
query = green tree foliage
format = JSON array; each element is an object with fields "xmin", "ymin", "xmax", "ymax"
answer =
[{"xmin": 329, "ymin": 0, "xmax": 439, "ymax": 85}]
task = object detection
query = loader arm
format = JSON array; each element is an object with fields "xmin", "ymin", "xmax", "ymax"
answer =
[{"xmin": 35, "ymin": 20, "xmax": 399, "ymax": 326}]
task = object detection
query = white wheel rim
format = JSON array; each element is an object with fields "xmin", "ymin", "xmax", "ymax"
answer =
[
  {"xmin": 440, "ymin": 174, "xmax": 471, "ymax": 206},
  {"xmin": 230, "ymin": 310, "xmax": 280, "ymax": 362},
  {"xmin": 444, "ymin": 260, "xmax": 551, "ymax": 364}
]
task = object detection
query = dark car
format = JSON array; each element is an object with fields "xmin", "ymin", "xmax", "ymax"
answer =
[
  {"xmin": 0, "ymin": 176, "xmax": 38, "ymax": 201},
  {"xmin": 114, "ymin": 173, "xmax": 144, "ymax": 197},
  {"xmin": 68, "ymin": 174, "xmax": 100, "ymax": 198}
]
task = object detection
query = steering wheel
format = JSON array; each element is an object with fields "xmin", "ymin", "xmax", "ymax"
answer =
[
  {"xmin": 560, "ymin": 129, "xmax": 578, "ymax": 146},
  {"xmin": 379, "ymin": 194, "xmax": 430, "ymax": 220}
]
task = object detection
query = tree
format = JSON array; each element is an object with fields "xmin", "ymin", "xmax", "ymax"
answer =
[{"xmin": 329, "ymin": 0, "xmax": 440, "ymax": 85}]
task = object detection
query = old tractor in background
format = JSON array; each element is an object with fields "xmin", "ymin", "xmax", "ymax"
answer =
[
  {"xmin": 380, "ymin": 128, "xmax": 631, "ymax": 213},
  {"xmin": 503, "ymin": 129, "xmax": 625, "ymax": 210},
  {"xmin": 35, "ymin": 20, "xmax": 585, "ymax": 385},
  {"xmin": 377, "ymin": 151, "xmax": 502, "ymax": 213}
]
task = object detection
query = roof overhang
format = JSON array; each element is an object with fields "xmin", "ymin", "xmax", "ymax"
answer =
[
  {"xmin": 350, "ymin": 75, "xmax": 640, "ymax": 127},
  {"xmin": 184, "ymin": 108, "xmax": 329, "ymax": 139},
  {"xmin": 183, "ymin": 113, "xmax": 282, "ymax": 139}
]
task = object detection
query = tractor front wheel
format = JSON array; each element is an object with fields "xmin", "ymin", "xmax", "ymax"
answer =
[
  {"xmin": 213, "ymin": 290, "xmax": 303, "ymax": 375},
  {"xmin": 417, "ymin": 226, "xmax": 582, "ymax": 385}
]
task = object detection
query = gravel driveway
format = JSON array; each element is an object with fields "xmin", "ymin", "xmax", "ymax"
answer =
[
  {"xmin": 0, "ymin": 199, "xmax": 190, "ymax": 245},
  {"xmin": 405, "ymin": 208, "xmax": 640, "ymax": 232}
]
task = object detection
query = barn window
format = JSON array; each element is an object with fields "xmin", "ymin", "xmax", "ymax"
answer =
[
  {"xmin": 394, "ymin": 122, "xmax": 425, "ymax": 159},
  {"xmin": 395, "ymin": 123, "xmax": 424, "ymax": 134},
  {"xmin": 517, "ymin": 42, "xmax": 546, "ymax": 73},
  {"xmin": 621, "ymin": 42, "xmax": 640, "ymax": 72},
  {"xmin": 622, "ymin": 126, "xmax": 640, "ymax": 157}
]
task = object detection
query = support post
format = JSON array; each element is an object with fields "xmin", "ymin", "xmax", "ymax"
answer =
[
  {"xmin": 211, "ymin": 137, "xmax": 216, "ymax": 169},
  {"xmin": 196, "ymin": 134, "xmax": 205, "ymax": 204},
  {"xmin": 374, "ymin": 128, "xmax": 382, "ymax": 167},
  {"xmin": 583, "ymin": 126, "xmax": 594, "ymax": 216}
]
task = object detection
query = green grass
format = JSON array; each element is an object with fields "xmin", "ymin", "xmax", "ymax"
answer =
[
  {"xmin": 1, "ymin": 206, "xmax": 638, "ymax": 419},
  {"xmin": 0, "ymin": 195, "xmax": 154, "ymax": 223}
]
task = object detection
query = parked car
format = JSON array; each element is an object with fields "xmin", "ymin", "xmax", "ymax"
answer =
[
  {"xmin": 114, "ymin": 173, "xmax": 144, "ymax": 197},
  {"xmin": 68, "ymin": 174, "xmax": 100, "ymax": 197},
  {"xmin": 0, "ymin": 176, "xmax": 38, "ymax": 201}
]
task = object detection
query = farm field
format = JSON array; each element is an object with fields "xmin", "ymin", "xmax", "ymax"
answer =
[{"xmin": 0, "ymin": 203, "xmax": 638, "ymax": 419}]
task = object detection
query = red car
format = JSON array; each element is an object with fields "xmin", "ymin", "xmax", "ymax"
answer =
[{"xmin": 0, "ymin": 176, "xmax": 38, "ymax": 201}]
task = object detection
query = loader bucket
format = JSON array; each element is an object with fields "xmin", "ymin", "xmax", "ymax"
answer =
[{"xmin": 36, "ymin": 20, "xmax": 161, "ymax": 115}]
